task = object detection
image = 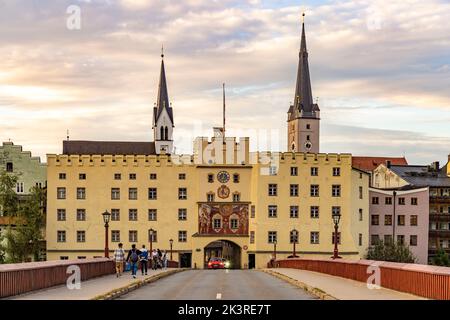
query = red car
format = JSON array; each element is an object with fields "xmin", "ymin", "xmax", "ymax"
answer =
[{"xmin": 207, "ymin": 258, "xmax": 226, "ymax": 269}]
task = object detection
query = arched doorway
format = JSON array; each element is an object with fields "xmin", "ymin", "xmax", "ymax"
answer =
[{"xmin": 204, "ymin": 240, "xmax": 241, "ymax": 269}]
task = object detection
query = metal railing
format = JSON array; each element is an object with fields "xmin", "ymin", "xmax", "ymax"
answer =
[{"xmin": 274, "ymin": 258, "xmax": 450, "ymax": 300}]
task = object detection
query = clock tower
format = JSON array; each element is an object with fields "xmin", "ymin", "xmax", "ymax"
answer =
[{"xmin": 287, "ymin": 14, "xmax": 320, "ymax": 153}]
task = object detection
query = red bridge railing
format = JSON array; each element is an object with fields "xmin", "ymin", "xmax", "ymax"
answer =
[
  {"xmin": 273, "ymin": 258, "xmax": 450, "ymax": 300},
  {"xmin": 0, "ymin": 258, "xmax": 115, "ymax": 299}
]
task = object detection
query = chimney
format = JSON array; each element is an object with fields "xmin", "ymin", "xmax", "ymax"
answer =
[{"xmin": 386, "ymin": 160, "xmax": 392, "ymax": 168}]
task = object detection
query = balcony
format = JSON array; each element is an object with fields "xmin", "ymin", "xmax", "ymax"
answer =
[
  {"xmin": 429, "ymin": 214, "xmax": 450, "ymax": 222},
  {"xmin": 429, "ymin": 195, "xmax": 450, "ymax": 203},
  {"xmin": 429, "ymin": 229, "xmax": 450, "ymax": 238}
]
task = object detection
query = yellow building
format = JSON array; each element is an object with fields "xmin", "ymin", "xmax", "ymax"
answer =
[{"xmin": 45, "ymin": 19, "xmax": 370, "ymax": 269}]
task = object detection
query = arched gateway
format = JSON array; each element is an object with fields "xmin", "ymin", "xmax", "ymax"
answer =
[{"xmin": 204, "ymin": 240, "xmax": 241, "ymax": 269}]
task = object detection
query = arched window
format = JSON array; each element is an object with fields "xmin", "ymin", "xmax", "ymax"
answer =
[
  {"xmin": 160, "ymin": 126, "xmax": 165, "ymax": 140},
  {"xmin": 165, "ymin": 127, "xmax": 169, "ymax": 141},
  {"xmin": 290, "ymin": 230, "xmax": 299, "ymax": 243}
]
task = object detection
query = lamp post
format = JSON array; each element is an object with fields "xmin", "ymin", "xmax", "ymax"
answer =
[
  {"xmin": 273, "ymin": 239, "xmax": 277, "ymax": 261},
  {"xmin": 102, "ymin": 210, "xmax": 111, "ymax": 258},
  {"xmin": 292, "ymin": 230, "xmax": 298, "ymax": 258},
  {"xmin": 332, "ymin": 210, "xmax": 342, "ymax": 259},
  {"xmin": 149, "ymin": 228, "xmax": 155, "ymax": 253},
  {"xmin": 169, "ymin": 238, "xmax": 174, "ymax": 261}
]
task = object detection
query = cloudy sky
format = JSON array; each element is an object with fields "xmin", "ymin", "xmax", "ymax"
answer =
[{"xmin": 0, "ymin": 0, "xmax": 449, "ymax": 165}]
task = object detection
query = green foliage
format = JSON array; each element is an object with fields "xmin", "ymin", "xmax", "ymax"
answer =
[
  {"xmin": 0, "ymin": 169, "xmax": 19, "ymax": 216},
  {"xmin": 366, "ymin": 240, "xmax": 416, "ymax": 263},
  {"xmin": 432, "ymin": 249, "xmax": 450, "ymax": 267}
]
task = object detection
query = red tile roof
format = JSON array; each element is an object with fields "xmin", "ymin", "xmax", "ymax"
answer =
[{"xmin": 352, "ymin": 156, "xmax": 408, "ymax": 172}]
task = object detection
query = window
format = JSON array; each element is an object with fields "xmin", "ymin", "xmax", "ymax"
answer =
[
  {"xmin": 269, "ymin": 166, "xmax": 278, "ymax": 176},
  {"xmin": 332, "ymin": 232, "xmax": 341, "ymax": 245},
  {"xmin": 148, "ymin": 209, "xmax": 157, "ymax": 221},
  {"xmin": 268, "ymin": 231, "xmax": 277, "ymax": 244},
  {"xmin": 359, "ymin": 186, "xmax": 363, "ymax": 199},
  {"xmin": 250, "ymin": 231, "xmax": 255, "ymax": 244},
  {"xmin": 332, "ymin": 206, "xmax": 341, "ymax": 217},
  {"xmin": 77, "ymin": 231, "xmax": 86, "ymax": 243},
  {"xmin": 332, "ymin": 185, "xmax": 341, "ymax": 197},
  {"xmin": 371, "ymin": 215, "xmax": 379, "ymax": 226},
  {"xmin": 150, "ymin": 173, "xmax": 157, "ymax": 180},
  {"xmin": 372, "ymin": 197, "xmax": 379, "ymax": 205},
  {"xmin": 410, "ymin": 215, "xmax": 418, "ymax": 226},
  {"xmin": 57, "ymin": 187, "xmax": 66, "ymax": 200},
  {"xmin": 230, "ymin": 219, "xmax": 239, "ymax": 229},
  {"xmin": 251, "ymin": 205, "xmax": 255, "ymax": 218},
  {"xmin": 57, "ymin": 209, "xmax": 66, "ymax": 221},
  {"xmin": 398, "ymin": 197, "xmax": 405, "ymax": 205},
  {"xmin": 397, "ymin": 215, "xmax": 405, "ymax": 226},
  {"xmin": 310, "ymin": 185, "xmax": 319, "ymax": 197},
  {"xmin": 57, "ymin": 231, "xmax": 66, "ymax": 243},
  {"xmin": 178, "ymin": 231, "xmax": 187, "ymax": 242},
  {"xmin": 410, "ymin": 235, "xmax": 418, "ymax": 246},
  {"xmin": 268, "ymin": 205, "xmax": 277, "ymax": 218},
  {"xmin": 179, "ymin": 188, "xmax": 187, "ymax": 200},
  {"xmin": 79, "ymin": 173, "xmax": 86, "ymax": 180},
  {"xmin": 111, "ymin": 230, "xmax": 120, "ymax": 242},
  {"xmin": 207, "ymin": 193, "xmax": 215, "ymax": 202},
  {"xmin": 233, "ymin": 193, "xmax": 240, "ymax": 202},
  {"xmin": 332, "ymin": 167, "xmax": 340, "ymax": 177},
  {"xmin": 310, "ymin": 206, "xmax": 319, "ymax": 218},
  {"xmin": 359, "ymin": 233, "xmax": 363, "ymax": 246},
  {"xmin": 148, "ymin": 188, "xmax": 157, "ymax": 200},
  {"xmin": 129, "ymin": 209, "xmax": 138, "ymax": 221},
  {"xmin": 311, "ymin": 167, "xmax": 318, "ymax": 176},
  {"xmin": 77, "ymin": 188, "xmax": 86, "ymax": 200},
  {"xmin": 290, "ymin": 184, "xmax": 299, "ymax": 197},
  {"xmin": 129, "ymin": 230, "xmax": 138, "ymax": 243},
  {"xmin": 397, "ymin": 235, "xmax": 405, "ymax": 245},
  {"xmin": 208, "ymin": 174, "xmax": 214, "ymax": 183},
  {"xmin": 359, "ymin": 209, "xmax": 363, "ymax": 221},
  {"xmin": 385, "ymin": 197, "xmax": 392, "ymax": 205},
  {"xmin": 268, "ymin": 184, "xmax": 277, "ymax": 196},
  {"xmin": 384, "ymin": 215, "xmax": 392, "ymax": 226},
  {"xmin": 6, "ymin": 162, "xmax": 13, "ymax": 172},
  {"xmin": 371, "ymin": 235, "xmax": 380, "ymax": 245},
  {"xmin": 129, "ymin": 173, "xmax": 137, "ymax": 180},
  {"xmin": 111, "ymin": 188, "xmax": 120, "ymax": 200},
  {"xmin": 310, "ymin": 232, "xmax": 319, "ymax": 244},
  {"xmin": 59, "ymin": 173, "xmax": 66, "ymax": 180},
  {"xmin": 114, "ymin": 173, "xmax": 121, "ymax": 180},
  {"xmin": 76, "ymin": 209, "xmax": 86, "ymax": 221},
  {"xmin": 384, "ymin": 235, "xmax": 393, "ymax": 244},
  {"xmin": 233, "ymin": 174, "xmax": 240, "ymax": 183},
  {"xmin": 78, "ymin": 256, "xmax": 86, "ymax": 260},
  {"xmin": 306, "ymin": 124, "xmax": 311, "ymax": 130},
  {"xmin": 179, "ymin": 173, "xmax": 186, "ymax": 180},
  {"xmin": 111, "ymin": 209, "xmax": 120, "ymax": 221},
  {"xmin": 178, "ymin": 209, "xmax": 187, "ymax": 221},
  {"xmin": 290, "ymin": 167, "xmax": 298, "ymax": 176},
  {"xmin": 60, "ymin": 256, "xmax": 69, "ymax": 260},
  {"xmin": 411, "ymin": 198, "xmax": 418, "ymax": 205},
  {"xmin": 149, "ymin": 230, "xmax": 157, "ymax": 242},
  {"xmin": 16, "ymin": 182, "xmax": 24, "ymax": 193},
  {"xmin": 290, "ymin": 206, "xmax": 299, "ymax": 218},
  {"xmin": 290, "ymin": 230, "xmax": 299, "ymax": 243},
  {"xmin": 213, "ymin": 218, "xmax": 222, "ymax": 229},
  {"xmin": 128, "ymin": 188, "xmax": 138, "ymax": 200}
]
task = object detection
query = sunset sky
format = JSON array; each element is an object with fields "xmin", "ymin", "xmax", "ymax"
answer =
[{"xmin": 0, "ymin": 0, "xmax": 449, "ymax": 165}]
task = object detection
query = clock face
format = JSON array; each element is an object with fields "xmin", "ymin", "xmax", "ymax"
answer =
[
  {"xmin": 305, "ymin": 141, "xmax": 312, "ymax": 151},
  {"xmin": 217, "ymin": 171, "xmax": 230, "ymax": 183}
]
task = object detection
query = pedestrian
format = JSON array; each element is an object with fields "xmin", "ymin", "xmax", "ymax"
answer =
[
  {"xmin": 140, "ymin": 245, "xmax": 148, "ymax": 276},
  {"xmin": 126, "ymin": 244, "xmax": 141, "ymax": 279},
  {"xmin": 157, "ymin": 248, "xmax": 163, "ymax": 269},
  {"xmin": 162, "ymin": 250, "xmax": 168, "ymax": 270},
  {"xmin": 151, "ymin": 249, "xmax": 158, "ymax": 270},
  {"xmin": 113, "ymin": 243, "xmax": 125, "ymax": 277}
]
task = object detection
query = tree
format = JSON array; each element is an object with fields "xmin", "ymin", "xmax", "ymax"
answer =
[
  {"xmin": 432, "ymin": 249, "xmax": 450, "ymax": 267},
  {"xmin": 366, "ymin": 240, "xmax": 416, "ymax": 263},
  {"xmin": 0, "ymin": 169, "xmax": 19, "ymax": 216}
]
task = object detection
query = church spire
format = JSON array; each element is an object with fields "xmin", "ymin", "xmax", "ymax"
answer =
[
  {"xmin": 293, "ymin": 12, "xmax": 315, "ymax": 115},
  {"xmin": 155, "ymin": 48, "xmax": 173, "ymax": 124}
]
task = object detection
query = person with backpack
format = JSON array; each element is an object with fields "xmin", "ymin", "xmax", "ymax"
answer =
[
  {"xmin": 151, "ymin": 249, "xmax": 158, "ymax": 270},
  {"xmin": 140, "ymin": 245, "xmax": 149, "ymax": 276},
  {"xmin": 113, "ymin": 243, "xmax": 125, "ymax": 277},
  {"xmin": 126, "ymin": 244, "xmax": 141, "ymax": 279}
]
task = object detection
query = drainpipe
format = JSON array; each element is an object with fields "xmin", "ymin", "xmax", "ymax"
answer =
[{"xmin": 392, "ymin": 190, "xmax": 397, "ymax": 242}]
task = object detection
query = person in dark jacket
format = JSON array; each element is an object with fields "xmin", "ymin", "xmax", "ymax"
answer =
[{"xmin": 126, "ymin": 244, "xmax": 142, "ymax": 278}]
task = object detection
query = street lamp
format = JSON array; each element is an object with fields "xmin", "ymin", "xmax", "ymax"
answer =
[
  {"xmin": 169, "ymin": 238, "xmax": 174, "ymax": 261},
  {"xmin": 102, "ymin": 210, "xmax": 111, "ymax": 258},
  {"xmin": 273, "ymin": 239, "xmax": 278, "ymax": 261},
  {"xmin": 149, "ymin": 228, "xmax": 155, "ymax": 253},
  {"xmin": 292, "ymin": 230, "xmax": 299, "ymax": 258},
  {"xmin": 332, "ymin": 210, "xmax": 342, "ymax": 259}
]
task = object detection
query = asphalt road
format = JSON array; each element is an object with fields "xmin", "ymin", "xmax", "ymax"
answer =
[{"xmin": 118, "ymin": 270, "xmax": 316, "ymax": 300}]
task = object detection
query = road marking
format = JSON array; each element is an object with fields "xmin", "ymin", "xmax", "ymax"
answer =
[{"xmin": 216, "ymin": 293, "xmax": 222, "ymax": 300}]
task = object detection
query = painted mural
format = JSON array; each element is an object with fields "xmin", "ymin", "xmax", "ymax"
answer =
[{"xmin": 198, "ymin": 203, "xmax": 249, "ymax": 235}]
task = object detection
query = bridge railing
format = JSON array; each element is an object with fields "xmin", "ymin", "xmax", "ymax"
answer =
[
  {"xmin": 0, "ymin": 258, "xmax": 115, "ymax": 299},
  {"xmin": 274, "ymin": 258, "xmax": 450, "ymax": 300}
]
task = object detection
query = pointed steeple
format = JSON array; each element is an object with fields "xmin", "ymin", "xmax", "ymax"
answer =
[
  {"xmin": 154, "ymin": 47, "xmax": 174, "ymax": 125},
  {"xmin": 292, "ymin": 13, "xmax": 317, "ymax": 117}
]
